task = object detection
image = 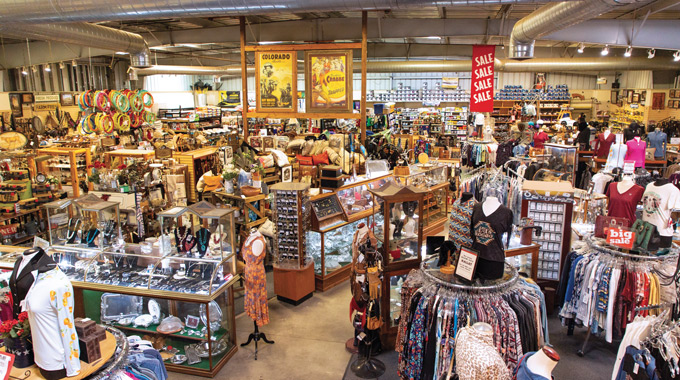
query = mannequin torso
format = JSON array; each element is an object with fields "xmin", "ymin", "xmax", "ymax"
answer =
[
  {"xmin": 617, "ymin": 177, "xmax": 635, "ymax": 194},
  {"xmin": 604, "ymin": 129, "xmax": 610, "ymax": 140},
  {"xmin": 246, "ymin": 229, "xmax": 264, "ymax": 256},
  {"xmin": 482, "ymin": 196, "xmax": 501, "ymax": 216},
  {"xmin": 526, "ymin": 347, "xmax": 560, "ymax": 379}
]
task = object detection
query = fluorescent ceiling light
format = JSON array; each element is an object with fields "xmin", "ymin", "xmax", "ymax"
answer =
[
  {"xmin": 601, "ymin": 45, "xmax": 609, "ymax": 56},
  {"xmin": 115, "ymin": 51, "xmax": 128, "ymax": 55},
  {"xmin": 647, "ymin": 49, "xmax": 655, "ymax": 59},
  {"xmin": 577, "ymin": 43, "xmax": 584, "ymax": 53},
  {"xmin": 424, "ymin": 36, "xmax": 442, "ymax": 40},
  {"xmin": 258, "ymin": 41, "xmax": 283, "ymax": 45}
]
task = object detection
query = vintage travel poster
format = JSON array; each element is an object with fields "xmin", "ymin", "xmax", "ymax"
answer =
[
  {"xmin": 305, "ymin": 50, "xmax": 353, "ymax": 113},
  {"xmin": 256, "ymin": 51, "xmax": 297, "ymax": 112}
]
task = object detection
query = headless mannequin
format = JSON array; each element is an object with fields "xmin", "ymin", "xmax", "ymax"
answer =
[
  {"xmin": 473, "ymin": 321, "xmax": 493, "ymax": 333},
  {"xmin": 525, "ymin": 346, "xmax": 560, "ymax": 379},
  {"xmin": 482, "ymin": 196, "xmax": 502, "ymax": 216},
  {"xmin": 603, "ymin": 128, "xmax": 611, "ymax": 140},
  {"xmin": 17, "ymin": 250, "xmax": 38, "ymax": 277},
  {"xmin": 651, "ymin": 179, "xmax": 673, "ymax": 248},
  {"xmin": 246, "ymin": 228, "xmax": 264, "ymax": 257},
  {"xmin": 460, "ymin": 192, "xmax": 474, "ymax": 203},
  {"xmin": 617, "ymin": 176, "xmax": 636, "ymax": 194}
]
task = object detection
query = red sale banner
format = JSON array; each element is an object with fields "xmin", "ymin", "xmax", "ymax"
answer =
[
  {"xmin": 606, "ymin": 228, "xmax": 635, "ymax": 250},
  {"xmin": 470, "ymin": 45, "xmax": 496, "ymax": 113}
]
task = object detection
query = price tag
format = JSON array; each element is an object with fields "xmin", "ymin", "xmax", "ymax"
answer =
[
  {"xmin": 606, "ymin": 228, "xmax": 635, "ymax": 250},
  {"xmin": 623, "ymin": 160, "xmax": 635, "ymax": 175},
  {"xmin": 0, "ymin": 351, "xmax": 15, "ymax": 380}
]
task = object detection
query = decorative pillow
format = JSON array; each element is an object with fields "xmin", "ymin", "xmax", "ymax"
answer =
[
  {"xmin": 301, "ymin": 140, "xmax": 315, "ymax": 156},
  {"xmin": 203, "ymin": 175, "xmax": 223, "ymax": 192},
  {"xmin": 296, "ymin": 155, "xmax": 313, "ymax": 166},
  {"xmin": 312, "ymin": 151, "xmax": 329, "ymax": 165},
  {"xmin": 258, "ymin": 154, "xmax": 275, "ymax": 168}
]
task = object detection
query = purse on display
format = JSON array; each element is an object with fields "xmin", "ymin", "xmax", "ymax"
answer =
[
  {"xmin": 365, "ymin": 300, "xmax": 382, "ymax": 330},
  {"xmin": 594, "ymin": 216, "xmax": 631, "ymax": 238},
  {"xmin": 631, "ymin": 220, "xmax": 661, "ymax": 253}
]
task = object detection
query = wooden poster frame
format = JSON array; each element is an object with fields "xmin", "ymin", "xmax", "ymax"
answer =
[
  {"xmin": 255, "ymin": 51, "xmax": 297, "ymax": 113},
  {"xmin": 304, "ymin": 50, "xmax": 353, "ymax": 114}
]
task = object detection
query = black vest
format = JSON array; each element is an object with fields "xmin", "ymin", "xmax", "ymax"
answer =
[{"xmin": 8, "ymin": 248, "xmax": 56, "ymax": 318}]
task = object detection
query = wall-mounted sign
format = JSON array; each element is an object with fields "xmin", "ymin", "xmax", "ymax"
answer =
[
  {"xmin": 470, "ymin": 45, "xmax": 495, "ymax": 113},
  {"xmin": 34, "ymin": 94, "xmax": 59, "ymax": 103},
  {"xmin": 256, "ymin": 52, "xmax": 297, "ymax": 112},
  {"xmin": 34, "ymin": 103, "xmax": 58, "ymax": 112},
  {"xmin": 305, "ymin": 50, "xmax": 353, "ymax": 113},
  {"xmin": 442, "ymin": 77, "xmax": 459, "ymax": 90}
]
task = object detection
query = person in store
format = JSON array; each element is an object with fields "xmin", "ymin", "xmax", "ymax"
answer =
[
  {"xmin": 510, "ymin": 122, "xmax": 522, "ymax": 141},
  {"xmin": 533, "ymin": 125, "xmax": 550, "ymax": 150}
]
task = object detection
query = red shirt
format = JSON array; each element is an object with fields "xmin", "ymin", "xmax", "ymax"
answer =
[
  {"xmin": 533, "ymin": 131, "xmax": 549, "ymax": 149},
  {"xmin": 606, "ymin": 182, "xmax": 645, "ymax": 224}
]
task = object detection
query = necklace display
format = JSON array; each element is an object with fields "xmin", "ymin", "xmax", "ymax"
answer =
[
  {"xmin": 66, "ymin": 218, "xmax": 81, "ymax": 244},
  {"xmin": 183, "ymin": 233, "xmax": 196, "ymax": 253},
  {"xmin": 83, "ymin": 228, "xmax": 100, "ymax": 247},
  {"xmin": 103, "ymin": 220, "xmax": 116, "ymax": 244},
  {"xmin": 196, "ymin": 228, "xmax": 211, "ymax": 258}
]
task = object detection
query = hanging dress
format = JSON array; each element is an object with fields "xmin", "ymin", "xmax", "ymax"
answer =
[{"xmin": 243, "ymin": 235, "xmax": 269, "ymax": 326}]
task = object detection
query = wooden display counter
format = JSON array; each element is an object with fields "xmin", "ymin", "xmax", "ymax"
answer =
[{"xmin": 104, "ymin": 149, "xmax": 156, "ymax": 167}]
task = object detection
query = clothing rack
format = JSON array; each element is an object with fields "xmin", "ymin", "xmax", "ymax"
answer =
[
  {"xmin": 420, "ymin": 257, "xmax": 520, "ymax": 293},
  {"xmin": 573, "ymin": 235, "xmax": 678, "ymax": 357}
]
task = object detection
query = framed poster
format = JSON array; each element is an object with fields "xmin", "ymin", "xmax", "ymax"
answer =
[
  {"xmin": 305, "ymin": 50, "xmax": 353, "ymax": 113},
  {"xmin": 670, "ymin": 100, "xmax": 675, "ymax": 108},
  {"xmin": 675, "ymin": 100, "xmax": 680, "ymax": 109},
  {"xmin": 8, "ymin": 94, "xmax": 22, "ymax": 118},
  {"xmin": 21, "ymin": 93, "xmax": 34, "ymax": 104},
  {"xmin": 632, "ymin": 92, "xmax": 640, "ymax": 103},
  {"xmin": 653, "ymin": 92, "xmax": 665, "ymax": 110},
  {"xmin": 281, "ymin": 165, "xmax": 292, "ymax": 182},
  {"xmin": 610, "ymin": 90, "xmax": 619, "ymax": 104},
  {"xmin": 455, "ymin": 247, "xmax": 479, "ymax": 282},
  {"xmin": 640, "ymin": 91, "xmax": 646, "ymax": 103},
  {"xmin": 60, "ymin": 93, "xmax": 74, "ymax": 106},
  {"xmin": 534, "ymin": 73, "xmax": 546, "ymax": 90},
  {"xmin": 627, "ymin": 90, "xmax": 634, "ymax": 103},
  {"xmin": 255, "ymin": 51, "xmax": 297, "ymax": 112},
  {"xmin": 671, "ymin": 89, "xmax": 677, "ymax": 98}
]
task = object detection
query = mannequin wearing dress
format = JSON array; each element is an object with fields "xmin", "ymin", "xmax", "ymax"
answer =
[{"xmin": 243, "ymin": 229, "xmax": 269, "ymax": 326}]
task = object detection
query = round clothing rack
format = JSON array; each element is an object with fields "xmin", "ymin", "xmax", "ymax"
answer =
[
  {"xmin": 420, "ymin": 256, "xmax": 520, "ymax": 293},
  {"xmin": 585, "ymin": 234, "xmax": 679, "ymax": 262}
]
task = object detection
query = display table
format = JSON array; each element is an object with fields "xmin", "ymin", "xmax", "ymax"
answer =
[{"xmin": 104, "ymin": 149, "xmax": 156, "ymax": 167}]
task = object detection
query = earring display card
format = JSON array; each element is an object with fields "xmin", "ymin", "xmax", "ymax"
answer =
[{"xmin": 527, "ymin": 200, "xmax": 566, "ymax": 280}]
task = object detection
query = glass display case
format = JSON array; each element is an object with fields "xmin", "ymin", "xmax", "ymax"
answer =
[
  {"xmin": 391, "ymin": 165, "xmax": 449, "ymax": 234},
  {"xmin": 306, "ymin": 176, "xmax": 391, "ymax": 291},
  {"xmin": 44, "ymin": 195, "xmax": 122, "ymax": 250},
  {"xmin": 542, "ymin": 143, "xmax": 577, "ymax": 185},
  {"xmin": 50, "ymin": 240, "xmax": 239, "ymax": 377},
  {"xmin": 158, "ymin": 202, "xmax": 236, "ymax": 261}
]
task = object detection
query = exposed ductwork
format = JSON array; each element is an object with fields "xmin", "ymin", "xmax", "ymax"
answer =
[
  {"xmin": 0, "ymin": 23, "xmax": 151, "ymax": 67},
  {"xmin": 508, "ymin": 0, "xmax": 650, "ymax": 59},
  {"xmin": 0, "ymin": 0, "xmax": 582, "ymax": 25},
  {"xmin": 130, "ymin": 57, "xmax": 680, "ymax": 77}
]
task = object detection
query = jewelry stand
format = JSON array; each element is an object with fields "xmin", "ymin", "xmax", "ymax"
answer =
[
  {"xmin": 240, "ymin": 320, "xmax": 274, "ymax": 360},
  {"xmin": 349, "ymin": 334, "xmax": 385, "ymax": 379}
]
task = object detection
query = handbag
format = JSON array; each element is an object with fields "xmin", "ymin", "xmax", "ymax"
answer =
[
  {"xmin": 594, "ymin": 216, "xmax": 631, "ymax": 238},
  {"xmin": 631, "ymin": 220, "xmax": 661, "ymax": 252}
]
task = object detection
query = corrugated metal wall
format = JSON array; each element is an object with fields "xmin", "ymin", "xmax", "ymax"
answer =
[
  {"xmin": 497, "ymin": 72, "xmax": 534, "ymax": 89},
  {"xmin": 619, "ymin": 71, "xmax": 653, "ymax": 89}
]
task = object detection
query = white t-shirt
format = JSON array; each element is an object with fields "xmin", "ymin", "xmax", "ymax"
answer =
[
  {"xmin": 591, "ymin": 173, "xmax": 614, "ymax": 195},
  {"xmin": 474, "ymin": 114, "xmax": 485, "ymax": 126},
  {"xmin": 641, "ymin": 183, "xmax": 680, "ymax": 237}
]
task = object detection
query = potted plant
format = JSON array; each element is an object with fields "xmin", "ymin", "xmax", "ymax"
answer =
[
  {"xmin": 87, "ymin": 160, "xmax": 106, "ymax": 190},
  {"xmin": 222, "ymin": 164, "xmax": 239, "ymax": 194},
  {"xmin": 1, "ymin": 312, "xmax": 33, "ymax": 368}
]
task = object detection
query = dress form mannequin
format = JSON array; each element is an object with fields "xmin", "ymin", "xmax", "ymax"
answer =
[
  {"xmin": 618, "ymin": 176, "xmax": 636, "ymax": 194},
  {"xmin": 473, "ymin": 322, "xmax": 493, "ymax": 333},
  {"xmin": 9, "ymin": 248, "xmax": 56, "ymax": 318},
  {"xmin": 525, "ymin": 347, "xmax": 560, "ymax": 379},
  {"xmin": 482, "ymin": 196, "xmax": 502, "ymax": 216},
  {"xmin": 604, "ymin": 128, "xmax": 611, "ymax": 140},
  {"xmin": 245, "ymin": 228, "xmax": 265, "ymax": 257}
]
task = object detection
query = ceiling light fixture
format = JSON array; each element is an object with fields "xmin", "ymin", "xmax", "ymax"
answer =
[
  {"xmin": 257, "ymin": 41, "xmax": 282, "ymax": 45},
  {"xmin": 115, "ymin": 51, "xmax": 128, "ymax": 55},
  {"xmin": 425, "ymin": 36, "xmax": 442, "ymax": 40},
  {"xmin": 577, "ymin": 43, "xmax": 584, "ymax": 53},
  {"xmin": 44, "ymin": 65, "xmax": 51, "ymax": 72},
  {"xmin": 31, "ymin": 66, "xmax": 38, "ymax": 73},
  {"xmin": 674, "ymin": 51, "xmax": 680, "ymax": 62},
  {"xmin": 624, "ymin": 46, "xmax": 632, "ymax": 57},
  {"xmin": 648, "ymin": 49, "xmax": 655, "ymax": 59},
  {"xmin": 71, "ymin": 60, "xmax": 77, "ymax": 66},
  {"xmin": 59, "ymin": 62, "xmax": 65, "ymax": 70},
  {"xmin": 601, "ymin": 45, "xmax": 609, "ymax": 56},
  {"xmin": 20, "ymin": 67, "xmax": 28, "ymax": 76}
]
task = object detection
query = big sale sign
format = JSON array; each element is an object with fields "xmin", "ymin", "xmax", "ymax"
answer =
[
  {"xmin": 606, "ymin": 228, "xmax": 635, "ymax": 250},
  {"xmin": 470, "ymin": 45, "xmax": 495, "ymax": 113}
]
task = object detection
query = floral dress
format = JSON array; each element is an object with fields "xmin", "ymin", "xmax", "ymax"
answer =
[{"xmin": 243, "ymin": 235, "xmax": 269, "ymax": 326}]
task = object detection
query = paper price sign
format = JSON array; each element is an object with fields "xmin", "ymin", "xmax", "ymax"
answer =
[
  {"xmin": 623, "ymin": 160, "xmax": 635, "ymax": 175},
  {"xmin": 606, "ymin": 228, "xmax": 635, "ymax": 250},
  {"xmin": 0, "ymin": 351, "xmax": 15, "ymax": 380}
]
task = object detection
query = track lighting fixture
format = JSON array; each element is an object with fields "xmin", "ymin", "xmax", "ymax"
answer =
[
  {"xmin": 624, "ymin": 46, "xmax": 632, "ymax": 57},
  {"xmin": 44, "ymin": 65, "xmax": 51, "ymax": 72},
  {"xmin": 20, "ymin": 67, "xmax": 28, "ymax": 76},
  {"xmin": 577, "ymin": 43, "xmax": 584, "ymax": 53},
  {"xmin": 648, "ymin": 49, "xmax": 655, "ymax": 59},
  {"xmin": 674, "ymin": 51, "xmax": 680, "ymax": 62},
  {"xmin": 72, "ymin": 60, "xmax": 77, "ymax": 66},
  {"xmin": 601, "ymin": 45, "xmax": 609, "ymax": 56}
]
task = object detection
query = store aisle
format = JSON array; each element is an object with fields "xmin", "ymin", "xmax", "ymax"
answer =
[{"xmin": 169, "ymin": 282, "xmax": 355, "ymax": 380}]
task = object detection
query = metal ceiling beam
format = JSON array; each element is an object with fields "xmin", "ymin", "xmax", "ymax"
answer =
[
  {"xmin": 614, "ymin": 0, "xmax": 680, "ymax": 19},
  {"xmin": 181, "ymin": 18, "xmax": 226, "ymax": 28}
]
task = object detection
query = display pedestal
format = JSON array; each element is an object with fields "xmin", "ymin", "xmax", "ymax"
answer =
[{"xmin": 273, "ymin": 262, "xmax": 315, "ymax": 305}]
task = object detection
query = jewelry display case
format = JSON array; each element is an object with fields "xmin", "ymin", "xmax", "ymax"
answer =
[
  {"xmin": 44, "ymin": 195, "xmax": 122, "ymax": 250},
  {"xmin": 392, "ymin": 165, "xmax": 450, "ymax": 234},
  {"xmin": 368, "ymin": 182, "xmax": 426, "ymax": 350},
  {"xmin": 542, "ymin": 143, "xmax": 577, "ymax": 185},
  {"xmin": 50, "ymin": 241, "xmax": 239, "ymax": 377},
  {"xmin": 306, "ymin": 176, "xmax": 390, "ymax": 291},
  {"xmin": 158, "ymin": 201, "xmax": 236, "ymax": 260}
]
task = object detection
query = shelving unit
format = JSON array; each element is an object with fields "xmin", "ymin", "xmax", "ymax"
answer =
[
  {"xmin": 173, "ymin": 147, "xmax": 220, "ymax": 203},
  {"xmin": 538, "ymin": 100, "xmax": 571, "ymax": 124},
  {"xmin": 37, "ymin": 147, "xmax": 92, "ymax": 197}
]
